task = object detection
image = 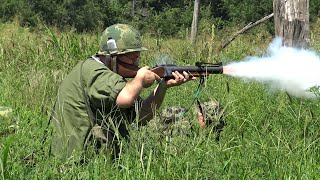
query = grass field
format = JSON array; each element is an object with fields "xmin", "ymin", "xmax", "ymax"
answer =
[{"xmin": 1, "ymin": 21, "xmax": 320, "ymax": 179}]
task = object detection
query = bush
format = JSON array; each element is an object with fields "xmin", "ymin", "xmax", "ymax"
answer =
[{"xmin": 222, "ymin": 0, "xmax": 272, "ymax": 23}]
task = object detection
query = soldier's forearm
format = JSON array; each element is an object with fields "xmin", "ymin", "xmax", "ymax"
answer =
[
  {"xmin": 116, "ymin": 78, "xmax": 144, "ymax": 108},
  {"xmin": 138, "ymin": 81, "xmax": 167, "ymax": 125}
]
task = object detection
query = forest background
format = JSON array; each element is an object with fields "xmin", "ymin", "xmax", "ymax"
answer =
[{"xmin": 1, "ymin": 0, "xmax": 319, "ymax": 36}]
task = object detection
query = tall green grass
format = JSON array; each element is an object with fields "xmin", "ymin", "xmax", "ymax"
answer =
[{"xmin": 1, "ymin": 20, "xmax": 320, "ymax": 178}]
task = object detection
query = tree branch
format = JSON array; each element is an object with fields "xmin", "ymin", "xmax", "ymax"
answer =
[{"xmin": 220, "ymin": 13, "xmax": 274, "ymax": 51}]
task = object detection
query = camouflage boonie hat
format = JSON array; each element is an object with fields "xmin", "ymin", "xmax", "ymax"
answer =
[{"xmin": 98, "ymin": 24, "xmax": 147, "ymax": 55}]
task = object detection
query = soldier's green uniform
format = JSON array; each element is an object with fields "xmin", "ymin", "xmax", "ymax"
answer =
[
  {"xmin": 51, "ymin": 58, "xmax": 137, "ymax": 158},
  {"xmin": 50, "ymin": 24, "xmax": 146, "ymax": 158}
]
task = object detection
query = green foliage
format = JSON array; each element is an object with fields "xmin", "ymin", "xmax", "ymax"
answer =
[
  {"xmin": 222, "ymin": 0, "xmax": 273, "ymax": 23},
  {"xmin": 310, "ymin": 0, "xmax": 320, "ymax": 22},
  {"xmin": 0, "ymin": 0, "xmax": 318, "ymax": 37},
  {"xmin": 28, "ymin": 0, "xmax": 67, "ymax": 27},
  {"xmin": 146, "ymin": 7, "xmax": 193, "ymax": 36},
  {"xmin": 0, "ymin": 138, "xmax": 11, "ymax": 179},
  {"xmin": 68, "ymin": 1, "xmax": 104, "ymax": 31},
  {"xmin": 0, "ymin": 0, "xmax": 28, "ymax": 22}
]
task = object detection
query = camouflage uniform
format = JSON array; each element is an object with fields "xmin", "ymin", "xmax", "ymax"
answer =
[
  {"xmin": 160, "ymin": 106, "xmax": 191, "ymax": 136},
  {"xmin": 198, "ymin": 100, "xmax": 225, "ymax": 140},
  {"xmin": 50, "ymin": 24, "xmax": 146, "ymax": 159},
  {"xmin": 160, "ymin": 100, "xmax": 225, "ymax": 139}
]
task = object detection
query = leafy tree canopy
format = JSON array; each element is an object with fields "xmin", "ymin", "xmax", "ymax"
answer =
[{"xmin": 0, "ymin": 0, "xmax": 319, "ymax": 36}]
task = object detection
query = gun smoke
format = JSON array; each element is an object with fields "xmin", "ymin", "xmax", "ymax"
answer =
[
  {"xmin": 153, "ymin": 53, "xmax": 176, "ymax": 66},
  {"xmin": 224, "ymin": 38, "xmax": 320, "ymax": 98}
]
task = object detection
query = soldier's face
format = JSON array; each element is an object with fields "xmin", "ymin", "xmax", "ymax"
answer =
[{"xmin": 118, "ymin": 52, "xmax": 140, "ymax": 67}]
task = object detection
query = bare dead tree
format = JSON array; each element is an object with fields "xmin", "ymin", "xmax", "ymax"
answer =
[
  {"xmin": 190, "ymin": 0, "xmax": 200, "ymax": 46},
  {"xmin": 273, "ymin": 0, "xmax": 310, "ymax": 48},
  {"xmin": 132, "ymin": 0, "xmax": 136, "ymax": 16}
]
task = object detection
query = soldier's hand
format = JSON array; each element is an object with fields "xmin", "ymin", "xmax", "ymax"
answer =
[
  {"xmin": 135, "ymin": 66, "xmax": 161, "ymax": 88},
  {"xmin": 164, "ymin": 71, "xmax": 196, "ymax": 88}
]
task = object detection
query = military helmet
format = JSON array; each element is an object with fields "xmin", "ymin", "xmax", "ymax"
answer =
[{"xmin": 98, "ymin": 24, "xmax": 147, "ymax": 55}]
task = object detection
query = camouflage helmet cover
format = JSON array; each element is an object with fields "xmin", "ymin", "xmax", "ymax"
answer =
[{"xmin": 98, "ymin": 24, "xmax": 147, "ymax": 55}]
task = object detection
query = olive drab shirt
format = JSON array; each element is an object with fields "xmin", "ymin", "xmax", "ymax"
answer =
[{"xmin": 50, "ymin": 58, "xmax": 137, "ymax": 158}]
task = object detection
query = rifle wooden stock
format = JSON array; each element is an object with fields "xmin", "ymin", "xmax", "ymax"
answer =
[{"xmin": 117, "ymin": 61, "xmax": 223, "ymax": 79}]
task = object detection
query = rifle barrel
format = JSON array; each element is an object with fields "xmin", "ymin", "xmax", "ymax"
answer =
[
  {"xmin": 166, "ymin": 66, "xmax": 223, "ymax": 73},
  {"xmin": 152, "ymin": 65, "xmax": 223, "ymax": 79}
]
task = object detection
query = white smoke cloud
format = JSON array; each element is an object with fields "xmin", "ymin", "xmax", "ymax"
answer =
[{"xmin": 225, "ymin": 37, "xmax": 320, "ymax": 98}]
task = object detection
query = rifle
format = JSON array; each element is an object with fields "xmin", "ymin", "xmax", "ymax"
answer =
[{"xmin": 116, "ymin": 61, "xmax": 224, "ymax": 80}]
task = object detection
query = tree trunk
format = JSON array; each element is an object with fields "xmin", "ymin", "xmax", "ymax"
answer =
[
  {"xmin": 132, "ymin": 0, "xmax": 136, "ymax": 16},
  {"xmin": 190, "ymin": 0, "xmax": 200, "ymax": 45},
  {"xmin": 273, "ymin": 0, "xmax": 310, "ymax": 48}
]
